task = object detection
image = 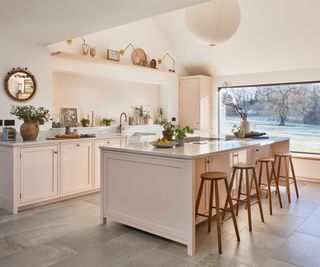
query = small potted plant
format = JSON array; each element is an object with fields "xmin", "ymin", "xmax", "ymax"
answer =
[
  {"xmin": 175, "ymin": 125, "xmax": 194, "ymax": 146},
  {"xmin": 143, "ymin": 113, "xmax": 152, "ymax": 125},
  {"xmin": 10, "ymin": 105, "xmax": 50, "ymax": 141},
  {"xmin": 135, "ymin": 106, "xmax": 145, "ymax": 125},
  {"xmin": 160, "ymin": 119, "xmax": 175, "ymax": 141},
  {"xmin": 101, "ymin": 117, "xmax": 114, "ymax": 126},
  {"xmin": 80, "ymin": 118, "xmax": 90, "ymax": 127}
]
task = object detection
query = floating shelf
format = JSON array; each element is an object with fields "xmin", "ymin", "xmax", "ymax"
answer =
[{"xmin": 51, "ymin": 51, "xmax": 176, "ymax": 76}]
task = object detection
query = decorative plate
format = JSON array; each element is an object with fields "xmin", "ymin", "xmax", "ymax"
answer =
[
  {"xmin": 131, "ymin": 48, "xmax": 148, "ymax": 67},
  {"xmin": 150, "ymin": 141, "xmax": 178, "ymax": 148}
]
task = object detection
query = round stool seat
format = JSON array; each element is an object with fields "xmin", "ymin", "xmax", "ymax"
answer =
[
  {"xmin": 201, "ymin": 171, "xmax": 228, "ymax": 180},
  {"xmin": 258, "ymin": 158, "xmax": 274, "ymax": 163},
  {"xmin": 274, "ymin": 152, "xmax": 291, "ymax": 157},
  {"xmin": 233, "ymin": 162, "xmax": 256, "ymax": 169}
]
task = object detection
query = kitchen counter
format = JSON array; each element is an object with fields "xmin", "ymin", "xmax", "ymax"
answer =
[
  {"xmin": 100, "ymin": 136, "xmax": 289, "ymax": 159},
  {"xmin": 100, "ymin": 136, "xmax": 290, "ymax": 256}
]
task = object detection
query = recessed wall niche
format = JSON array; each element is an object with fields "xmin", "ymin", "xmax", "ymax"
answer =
[{"xmin": 52, "ymin": 72, "xmax": 160, "ymax": 125}]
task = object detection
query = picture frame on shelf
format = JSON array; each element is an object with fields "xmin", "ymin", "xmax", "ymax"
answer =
[
  {"xmin": 61, "ymin": 108, "xmax": 78, "ymax": 127},
  {"xmin": 107, "ymin": 49, "xmax": 120, "ymax": 62}
]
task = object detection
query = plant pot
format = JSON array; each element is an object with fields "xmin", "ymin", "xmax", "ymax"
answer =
[
  {"xmin": 240, "ymin": 120, "xmax": 250, "ymax": 134},
  {"xmin": 143, "ymin": 117, "xmax": 151, "ymax": 125},
  {"xmin": 20, "ymin": 122, "xmax": 39, "ymax": 141},
  {"xmin": 162, "ymin": 130, "xmax": 173, "ymax": 141},
  {"xmin": 176, "ymin": 138, "xmax": 184, "ymax": 146},
  {"xmin": 105, "ymin": 121, "xmax": 112, "ymax": 126}
]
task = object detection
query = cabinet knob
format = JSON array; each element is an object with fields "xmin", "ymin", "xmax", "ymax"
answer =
[
  {"xmin": 54, "ymin": 151, "xmax": 58, "ymax": 154},
  {"xmin": 256, "ymin": 149, "xmax": 259, "ymax": 152},
  {"xmin": 76, "ymin": 144, "xmax": 80, "ymax": 147}
]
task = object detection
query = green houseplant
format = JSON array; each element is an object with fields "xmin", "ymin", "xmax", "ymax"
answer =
[
  {"xmin": 160, "ymin": 119, "xmax": 175, "ymax": 141},
  {"xmin": 10, "ymin": 105, "xmax": 50, "ymax": 141},
  {"xmin": 101, "ymin": 117, "xmax": 114, "ymax": 126},
  {"xmin": 80, "ymin": 118, "xmax": 90, "ymax": 127},
  {"xmin": 175, "ymin": 126, "xmax": 194, "ymax": 146}
]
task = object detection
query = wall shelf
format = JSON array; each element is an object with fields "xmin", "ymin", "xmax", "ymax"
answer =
[{"xmin": 51, "ymin": 51, "xmax": 176, "ymax": 76}]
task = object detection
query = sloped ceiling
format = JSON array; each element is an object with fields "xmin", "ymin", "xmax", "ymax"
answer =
[
  {"xmin": 0, "ymin": 0, "xmax": 207, "ymax": 45},
  {"xmin": 155, "ymin": 0, "xmax": 320, "ymax": 76}
]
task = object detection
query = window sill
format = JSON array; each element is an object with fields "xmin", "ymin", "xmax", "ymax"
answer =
[{"xmin": 292, "ymin": 152, "xmax": 320, "ymax": 161}]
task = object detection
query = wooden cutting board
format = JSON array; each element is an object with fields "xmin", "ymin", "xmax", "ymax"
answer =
[{"xmin": 46, "ymin": 134, "xmax": 81, "ymax": 140}]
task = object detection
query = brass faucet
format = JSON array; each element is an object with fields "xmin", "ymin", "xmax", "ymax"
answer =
[{"xmin": 119, "ymin": 112, "xmax": 127, "ymax": 133}]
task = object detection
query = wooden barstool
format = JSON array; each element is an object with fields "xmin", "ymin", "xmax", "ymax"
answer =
[
  {"xmin": 274, "ymin": 153, "xmax": 299, "ymax": 203},
  {"xmin": 195, "ymin": 171, "xmax": 240, "ymax": 254},
  {"xmin": 256, "ymin": 158, "xmax": 283, "ymax": 215},
  {"xmin": 223, "ymin": 163, "xmax": 264, "ymax": 232}
]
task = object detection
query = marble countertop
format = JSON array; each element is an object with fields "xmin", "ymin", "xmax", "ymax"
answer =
[{"xmin": 100, "ymin": 136, "xmax": 290, "ymax": 160}]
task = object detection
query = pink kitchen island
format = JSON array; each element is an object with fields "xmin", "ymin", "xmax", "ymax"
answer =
[{"xmin": 100, "ymin": 137, "xmax": 289, "ymax": 256}]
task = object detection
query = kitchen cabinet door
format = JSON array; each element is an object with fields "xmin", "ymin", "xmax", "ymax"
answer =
[
  {"xmin": 20, "ymin": 145, "xmax": 58, "ymax": 204},
  {"xmin": 94, "ymin": 138, "xmax": 124, "ymax": 189},
  {"xmin": 61, "ymin": 141, "xmax": 93, "ymax": 196},
  {"xmin": 180, "ymin": 103, "xmax": 200, "ymax": 129}
]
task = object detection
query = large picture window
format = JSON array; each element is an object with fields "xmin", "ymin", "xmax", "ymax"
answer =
[{"xmin": 218, "ymin": 81, "xmax": 320, "ymax": 154}]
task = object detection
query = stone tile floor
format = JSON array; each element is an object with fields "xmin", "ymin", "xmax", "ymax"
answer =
[{"xmin": 0, "ymin": 181, "xmax": 320, "ymax": 266}]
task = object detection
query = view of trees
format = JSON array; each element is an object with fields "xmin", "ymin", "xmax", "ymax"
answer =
[{"xmin": 220, "ymin": 83, "xmax": 320, "ymax": 126}]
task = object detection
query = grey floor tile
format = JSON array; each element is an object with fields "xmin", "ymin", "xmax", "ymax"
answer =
[
  {"xmin": 297, "ymin": 206, "xmax": 320, "ymax": 237},
  {"xmin": 192, "ymin": 253, "xmax": 250, "ymax": 267},
  {"xmin": 0, "ymin": 244, "xmax": 76, "ymax": 267},
  {"xmin": 125, "ymin": 248, "xmax": 192, "ymax": 267},
  {"xmin": 216, "ymin": 228, "xmax": 286, "ymax": 266},
  {"xmin": 10, "ymin": 218, "xmax": 92, "ymax": 247},
  {"xmin": 0, "ymin": 237, "xmax": 24, "ymax": 258},
  {"xmin": 50, "ymin": 245, "xmax": 130, "ymax": 267},
  {"xmin": 0, "ymin": 215, "xmax": 48, "ymax": 238},
  {"xmin": 260, "ymin": 258, "xmax": 300, "ymax": 267},
  {"xmin": 44, "ymin": 223, "xmax": 130, "ymax": 253},
  {"xmin": 274, "ymin": 232, "xmax": 320, "ymax": 267},
  {"xmin": 104, "ymin": 229, "xmax": 166, "ymax": 257}
]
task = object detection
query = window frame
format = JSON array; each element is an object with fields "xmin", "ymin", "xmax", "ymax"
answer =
[{"xmin": 217, "ymin": 80, "xmax": 320, "ymax": 155}]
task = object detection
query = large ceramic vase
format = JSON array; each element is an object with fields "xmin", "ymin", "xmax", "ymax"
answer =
[
  {"xmin": 20, "ymin": 122, "xmax": 39, "ymax": 141},
  {"xmin": 240, "ymin": 120, "xmax": 250, "ymax": 134}
]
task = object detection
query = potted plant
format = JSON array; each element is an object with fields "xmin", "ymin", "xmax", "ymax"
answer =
[
  {"xmin": 221, "ymin": 90, "xmax": 250, "ymax": 134},
  {"xmin": 160, "ymin": 119, "xmax": 175, "ymax": 141},
  {"xmin": 10, "ymin": 105, "xmax": 50, "ymax": 141},
  {"xmin": 101, "ymin": 117, "xmax": 114, "ymax": 126},
  {"xmin": 143, "ymin": 113, "xmax": 152, "ymax": 125},
  {"xmin": 175, "ymin": 125, "xmax": 194, "ymax": 146},
  {"xmin": 81, "ymin": 118, "xmax": 90, "ymax": 127},
  {"xmin": 135, "ymin": 106, "xmax": 145, "ymax": 125}
]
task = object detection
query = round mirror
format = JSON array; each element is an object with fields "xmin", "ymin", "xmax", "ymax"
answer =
[{"xmin": 4, "ymin": 68, "xmax": 37, "ymax": 101}]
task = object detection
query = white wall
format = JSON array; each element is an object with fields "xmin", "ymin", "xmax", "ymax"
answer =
[
  {"xmin": 0, "ymin": 36, "xmax": 53, "ymax": 130},
  {"xmin": 53, "ymin": 72, "xmax": 160, "ymax": 124}
]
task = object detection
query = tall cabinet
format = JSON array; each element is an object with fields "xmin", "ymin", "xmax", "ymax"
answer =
[{"xmin": 179, "ymin": 75, "xmax": 212, "ymax": 130}]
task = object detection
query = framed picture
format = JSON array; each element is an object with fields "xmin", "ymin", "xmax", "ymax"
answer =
[
  {"xmin": 107, "ymin": 49, "xmax": 120, "ymax": 62},
  {"xmin": 61, "ymin": 108, "xmax": 78, "ymax": 127}
]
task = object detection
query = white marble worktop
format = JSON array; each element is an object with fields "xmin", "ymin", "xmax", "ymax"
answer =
[
  {"xmin": 0, "ymin": 125, "xmax": 162, "ymax": 147},
  {"xmin": 100, "ymin": 136, "xmax": 290, "ymax": 160}
]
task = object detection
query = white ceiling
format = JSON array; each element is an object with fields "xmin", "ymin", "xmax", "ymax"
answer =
[
  {"xmin": 155, "ymin": 0, "xmax": 320, "ymax": 76},
  {"xmin": 0, "ymin": 0, "xmax": 207, "ymax": 45}
]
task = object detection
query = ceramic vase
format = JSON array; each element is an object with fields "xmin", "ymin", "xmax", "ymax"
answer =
[
  {"xmin": 20, "ymin": 122, "xmax": 39, "ymax": 141},
  {"xmin": 240, "ymin": 120, "xmax": 250, "ymax": 134}
]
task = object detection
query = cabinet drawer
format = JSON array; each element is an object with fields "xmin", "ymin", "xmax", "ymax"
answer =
[{"xmin": 252, "ymin": 145, "xmax": 270, "ymax": 162}]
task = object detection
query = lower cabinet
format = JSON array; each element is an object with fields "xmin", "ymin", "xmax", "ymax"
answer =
[
  {"xmin": 20, "ymin": 145, "xmax": 59, "ymax": 204},
  {"xmin": 61, "ymin": 141, "xmax": 93, "ymax": 196}
]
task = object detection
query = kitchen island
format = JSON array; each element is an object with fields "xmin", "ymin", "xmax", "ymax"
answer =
[{"xmin": 100, "ymin": 137, "xmax": 289, "ymax": 256}]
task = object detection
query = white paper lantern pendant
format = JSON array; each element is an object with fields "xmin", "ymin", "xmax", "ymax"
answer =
[{"xmin": 185, "ymin": 0, "xmax": 241, "ymax": 46}]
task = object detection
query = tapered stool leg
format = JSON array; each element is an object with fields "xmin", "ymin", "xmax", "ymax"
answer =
[
  {"xmin": 289, "ymin": 156, "xmax": 299, "ymax": 198},
  {"xmin": 252, "ymin": 168, "xmax": 264, "ymax": 222},
  {"xmin": 208, "ymin": 180, "xmax": 214, "ymax": 233},
  {"xmin": 271, "ymin": 162, "xmax": 283, "ymax": 208},
  {"xmin": 245, "ymin": 169, "xmax": 252, "ymax": 231},
  {"xmin": 214, "ymin": 180, "xmax": 222, "ymax": 254}
]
